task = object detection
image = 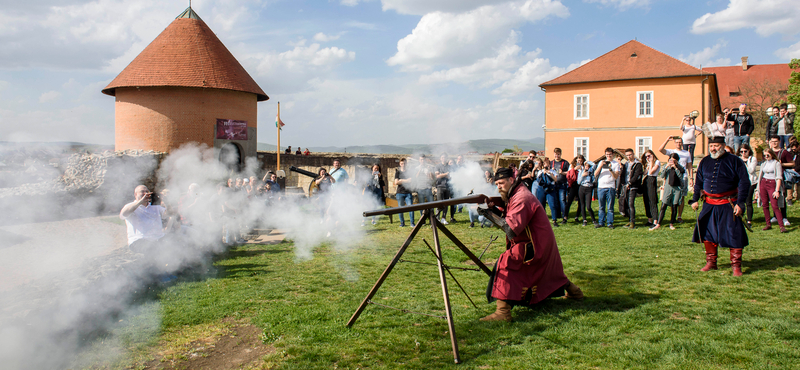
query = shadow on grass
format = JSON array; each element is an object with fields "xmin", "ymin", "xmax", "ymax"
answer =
[
  {"xmin": 744, "ymin": 253, "xmax": 800, "ymax": 272},
  {"xmin": 217, "ymin": 263, "xmax": 272, "ymax": 278}
]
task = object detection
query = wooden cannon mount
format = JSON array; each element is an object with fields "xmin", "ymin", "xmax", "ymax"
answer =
[{"xmin": 346, "ymin": 194, "xmax": 500, "ymax": 364}]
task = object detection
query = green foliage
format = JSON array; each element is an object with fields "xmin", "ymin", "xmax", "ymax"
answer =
[
  {"xmin": 110, "ymin": 198, "xmax": 800, "ymax": 369},
  {"xmin": 501, "ymin": 148, "xmax": 514, "ymax": 153},
  {"xmin": 789, "ymin": 59, "xmax": 800, "ymax": 108}
]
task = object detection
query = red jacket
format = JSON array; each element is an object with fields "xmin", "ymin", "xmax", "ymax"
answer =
[{"xmin": 491, "ymin": 185, "xmax": 569, "ymax": 304}]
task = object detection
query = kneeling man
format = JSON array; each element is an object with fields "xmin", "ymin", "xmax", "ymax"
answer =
[{"xmin": 482, "ymin": 168, "xmax": 583, "ymax": 322}]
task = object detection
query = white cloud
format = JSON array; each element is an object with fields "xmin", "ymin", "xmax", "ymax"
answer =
[
  {"xmin": 492, "ymin": 58, "xmax": 590, "ymax": 97},
  {"xmin": 341, "ymin": 0, "xmax": 362, "ymax": 6},
  {"xmin": 257, "ymin": 77, "xmax": 543, "ymax": 146},
  {"xmin": 246, "ymin": 39, "xmax": 355, "ymax": 93},
  {"xmin": 344, "ymin": 21, "xmax": 378, "ymax": 30},
  {"xmin": 381, "ymin": 0, "xmax": 509, "ymax": 15},
  {"xmin": 0, "ymin": 0, "xmax": 267, "ymax": 70},
  {"xmin": 678, "ymin": 40, "xmax": 731, "ymax": 68},
  {"xmin": 387, "ymin": 0, "xmax": 569, "ymax": 71},
  {"xmin": 691, "ymin": 0, "xmax": 800, "ymax": 36},
  {"xmin": 313, "ymin": 32, "xmax": 342, "ymax": 42},
  {"xmin": 583, "ymin": 0, "xmax": 649, "ymax": 10},
  {"xmin": 775, "ymin": 41, "xmax": 800, "ymax": 60},
  {"xmin": 39, "ymin": 91, "xmax": 62, "ymax": 103}
]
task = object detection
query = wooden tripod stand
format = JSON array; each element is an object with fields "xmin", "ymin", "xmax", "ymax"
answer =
[{"xmin": 346, "ymin": 207, "xmax": 492, "ymax": 364}]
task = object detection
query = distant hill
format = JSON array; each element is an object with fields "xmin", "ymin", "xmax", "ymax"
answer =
[{"xmin": 258, "ymin": 138, "xmax": 543, "ymax": 155}]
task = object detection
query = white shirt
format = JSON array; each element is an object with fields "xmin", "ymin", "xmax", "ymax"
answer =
[
  {"xmin": 665, "ymin": 149, "xmax": 692, "ymax": 170},
  {"xmin": 760, "ymin": 159, "xmax": 783, "ymax": 181},
  {"xmin": 681, "ymin": 125, "xmax": 699, "ymax": 145},
  {"xmin": 597, "ymin": 160, "xmax": 620, "ymax": 189},
  {"xmin": 124, "ymin": 204, "xmax": 166, "ymax": 245},
  {"xmin": 742, "ymin": 156, "xmax": 758, "ymax": 184},
  {"xmin": 778, "ymin": 117, "xmax": 787, "ymax": 136},
  {"xmin": 646, "ymin": 160, "xmax": 661, "ymax": 177}
]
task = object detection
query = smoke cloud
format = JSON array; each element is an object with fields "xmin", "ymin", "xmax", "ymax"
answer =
[{"xmin": 0, "ymin": 143, "xmax": 382, "ymax": 368}]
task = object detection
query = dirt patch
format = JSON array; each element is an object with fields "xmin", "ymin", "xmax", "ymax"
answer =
[{"xmin": 143, "ymin": 320, "xmax": 274, "ymax": 370}]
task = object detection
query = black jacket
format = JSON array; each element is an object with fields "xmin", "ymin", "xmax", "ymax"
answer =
[
  {"xmin": 626, "ymin": 161, "xmax": 644, "ymax": 188},
  {"xmin": 728, "ymin": 113, "xmax": 755, "ymax": 136}
]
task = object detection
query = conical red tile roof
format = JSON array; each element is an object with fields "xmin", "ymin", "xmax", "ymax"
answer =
[
  {"xmin": 540, "ymin": 40, "xmax": 706, "ymax": 87},
  {"xmin": 102, "ymin": 8, "xmax": 268, "ymax": 101}
]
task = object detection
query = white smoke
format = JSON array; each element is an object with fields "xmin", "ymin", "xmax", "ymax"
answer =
[{"xmin": 0, "ymin": 143, "xmax": 382, "ymax": 369}]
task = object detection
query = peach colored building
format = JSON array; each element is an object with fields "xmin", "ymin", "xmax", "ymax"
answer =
[
  {"xmin": 539, "ymin": 40, "xmax": 721, "ymax": 161},
  {"xmin": 102, "ymin": 7, "xmax": 268, "ymax": 166}
]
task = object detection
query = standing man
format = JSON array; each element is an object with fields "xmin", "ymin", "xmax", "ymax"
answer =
[
  {"xmin": 414, "ymin": 155, "xmax": 435, "ymax": 221},
  {"xmin": 480, "ymin": 168, "xmax": 583, "ymax": 322},
  {"xmin": 329, "ymin": 159, "xmax": 349, "ymax": 189},
  {"xmin": 394, "ymin": 158, "xmax": 415, "ymax": 227},
  {"xmin": 120, "ymin": 185, "xmax": 172, "ymax": 254},
  {"xmin": 726, "ymin": 103, "xmax": 755, "ymax": 153},
  {"xmin": 772, "ymin": 136, "xmax": 796, "ymax": 210},
  {"xmin": 551, "ymin": 148, "xmax": 570, "ymax": 225},
  {"xmin": 659, "ymin": 136, "xmax": 693, "ymax": 223},
  {"xmin": 621, "ymin": 149, "xmax": 643, "ymax": 229},
  {"xmin": 434, "ymin": 153, "xmax": 454, "ymax": 224},
  {"xmin": 690, "ymin": 137, "xmax": 750, "ymax": 276},
  {"xmin": 594, "ymin": 148, "xmax": 621, "ymax": 229},
  {"xmin": 775, "ymin": 104, "xmax": 795, "ymax": 149}
]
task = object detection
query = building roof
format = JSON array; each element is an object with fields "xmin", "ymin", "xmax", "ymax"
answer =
[
  {"xmin": 540, "ymin": 40, "xmax": 706, "ymax": 87},
  {"xmin": 102, "ymin": 7, "xmax": 268, "ymax": 101},
  {"xmin": 704, "ymin": 63, "xmax": 791, "ymax": 110}
]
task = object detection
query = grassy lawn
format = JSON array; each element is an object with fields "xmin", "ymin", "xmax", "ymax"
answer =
[{"xmin": 103, "ymin": 198, "xmax": 800, "ymax": 369}]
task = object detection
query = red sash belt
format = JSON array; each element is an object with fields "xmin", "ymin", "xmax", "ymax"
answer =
[{"xmin": 702, "ymin": 189, "xmax": 737, "ymax": 205}]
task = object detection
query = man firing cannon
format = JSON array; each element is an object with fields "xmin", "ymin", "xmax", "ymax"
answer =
[{"xmin": 479, "ymin": 167, "xmax": 584, "ymax": 322}]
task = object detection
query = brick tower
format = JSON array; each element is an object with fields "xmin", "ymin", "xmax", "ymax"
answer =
[{"xmin": 102, "ymin": 7, "xmax": 268, "ymax": 165}]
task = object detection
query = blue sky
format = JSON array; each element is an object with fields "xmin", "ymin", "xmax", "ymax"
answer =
[{"xmin": 1, "ymin": 0, "xmax": 799, "ymax": 147}]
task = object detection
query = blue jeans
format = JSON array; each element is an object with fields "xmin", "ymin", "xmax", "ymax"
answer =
[
  {"xmin": 557, "ymin": 186, "xmax": 567, "ymax": 220},
  {"xmin": 780, "ymin": 135, "xmax": 792, "ymax": 149},
  {"xmin": 545, "ymin": 190, "xmax": 561, "ymax": 221},
  {"xmin": 468, "ymin": 207, "xmax": 492, "ymax": 227},
  {"xmin": 598, "ymin": 187, "xmax": 616, "ymax": 226},
  {"xmin": 733, "ymin": 135, "xmax": 750, "ymax": 153},
  {"xmin": 396, "ymin": 193, "xmax": 414, "ymax": 226},
  {"xmin": 417, "ymin": 188, "xmax": 434, "ymax": 218}
]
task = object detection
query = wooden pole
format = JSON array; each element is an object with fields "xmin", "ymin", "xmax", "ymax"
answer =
[
  {"xmin": 430, "ymin": 215, "xmax": 460, "ymax": 364},
  {"xmin": 277, "ymin": 102, "xmax": 281, "ymax": 171}
]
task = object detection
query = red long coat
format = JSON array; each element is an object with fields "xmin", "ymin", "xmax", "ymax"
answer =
[{"xmin": 491, "ymin": 185, "xmax": 569, "ymax": 305}]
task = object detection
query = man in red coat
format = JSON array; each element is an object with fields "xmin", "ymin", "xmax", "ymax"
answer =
[{"xmin": 481, "ymin": 168, "xmax": 583, "ymax": 322}]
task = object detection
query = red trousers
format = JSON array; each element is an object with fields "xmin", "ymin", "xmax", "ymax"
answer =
[{"xmin": 759, "ymin": 178, "xmax": 784, "ymax": 225}]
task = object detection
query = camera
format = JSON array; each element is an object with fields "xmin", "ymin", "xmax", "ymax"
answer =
[{"xmin": 603, "ymin": 161, "xmax": 610, "ymax": 168}]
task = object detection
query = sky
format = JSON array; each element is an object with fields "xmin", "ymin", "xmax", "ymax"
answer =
[{"xmin": 1, "ymin": 0, "xmax": 800, "ymax": 147}]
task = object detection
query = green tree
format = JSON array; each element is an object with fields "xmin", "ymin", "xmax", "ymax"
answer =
[{"xmin": 789, "ymin": 58, "xmax": 800, "ymax": 108}]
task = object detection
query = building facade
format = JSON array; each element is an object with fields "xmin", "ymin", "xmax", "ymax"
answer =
[{"xmin": 540, "ymin": 40, "xmax": 720, "ymax": 161}]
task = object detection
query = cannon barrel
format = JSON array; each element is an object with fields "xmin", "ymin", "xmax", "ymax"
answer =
[
  {"xmin": 290, "ymin": 166, "xmax": 318, "ymax": 178},
  {"xmin": 363, "ymin": 194, "xmax": 492, "ymax": 217}
]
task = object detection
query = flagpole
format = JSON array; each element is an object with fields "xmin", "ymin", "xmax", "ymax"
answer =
[{"xmin": 277, "ymin": 101, "xmax": 281, "ymax": 171}]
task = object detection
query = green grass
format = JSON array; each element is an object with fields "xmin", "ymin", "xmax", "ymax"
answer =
[{"xmin": 102, "ymin": 198, "xmax": 800, "ymax": 369}]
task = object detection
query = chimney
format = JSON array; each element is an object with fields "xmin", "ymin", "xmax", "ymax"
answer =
[{"xmin": 741, "ymin": 56, "xmax": 748, "ymax": 71}]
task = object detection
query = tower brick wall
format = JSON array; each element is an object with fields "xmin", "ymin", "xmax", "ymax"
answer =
[{"xmin": 114, "ymin": 86, "xmax": 257, "ymax": 154}]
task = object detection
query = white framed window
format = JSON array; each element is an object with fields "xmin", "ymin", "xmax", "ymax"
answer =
[
  {"xmin": 636, "ymin": 136, "xmax": 652, "ymax": 157},
  {"xmin": 574, "ymin": 94, "xmax": 589, "ymax": 119},
  {"xmin": 637, "ymin": 91, "xmax": 653, "ymax": 117},
  {"xmin": 574, "ymin": 137, "xmax": 589, "ymax": 158}
]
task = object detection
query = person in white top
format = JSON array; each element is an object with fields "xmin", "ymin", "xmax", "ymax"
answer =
[
  {"xmin": 120, "ymin": 185, "xmax": 173, "ymax": 254},
  {"xmin": 680, "ymin": 115, "xmax": 702, "ymax": 164},
  {"xmin": 755, "ymin": 148, "xmax": 786, "ymax": 232},
  {"xmin": 708, "ymin": 113, "xmax": 727, "ymax": 139},
  {"xmin": 593, "ymin": 147, "xmax": 621, "ymax": 228},
  {"xmin": 738, "ymin": 144, "xmax": 758, "ymax": 227},
  {"xmin": 659, "ymin": 135, "xmax": 694, "ymax": 223}
]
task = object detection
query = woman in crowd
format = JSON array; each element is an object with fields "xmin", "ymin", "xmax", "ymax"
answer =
[
  {"xmin": 542, "ymin": 160, "xmax": 562, "ymax": 227},
  {"xmin": 650, "ymin": 153, "xmax": 685, "ymax": 231},
  {"xmin": 680, "ymin": 116, "xmax": 701, "ymax": 163},
  {"xmin": 576, "ymin": 157, "xmax": 596, "ymax": 226},
  {"xmin": 362, "ymin": 163, "xmax": 386, "ymax": 226},
  {"xmin": 755, "ymin": 148, "xmax": 787, "ymax": 232},
  {"xmin": 641, "ymin": 149, "xmax": 661, "ymax": 227},
  {"xmin": 531, "ymin": 158, "xmax": 547, "ymax": 203},
  {"xmin": 724, "ymin": 145, "xmax": 735, "ymax": 154},
  {"xmin": 565, "ymin": 155, "xmax": 585, "ymax": 222},
  {"xmin": 739, "ymin": 144, "xmax": 758, "ymax": 228}
]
